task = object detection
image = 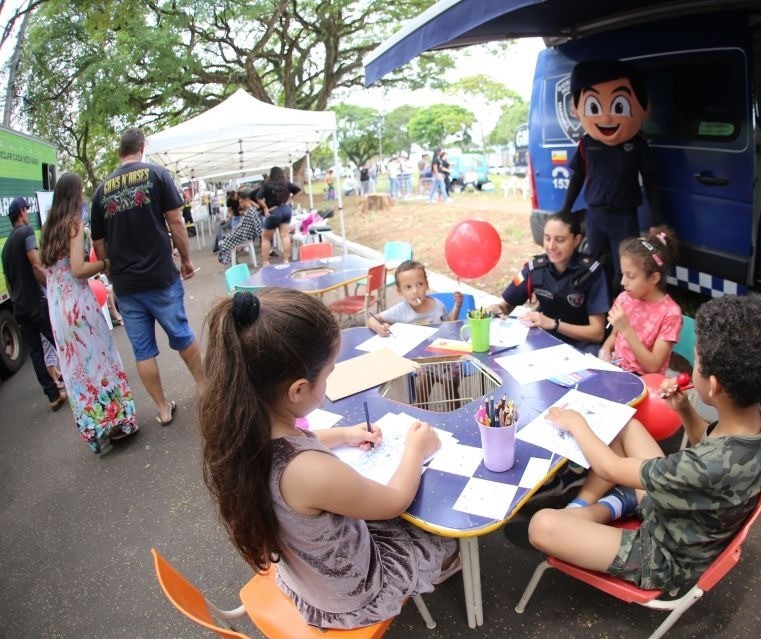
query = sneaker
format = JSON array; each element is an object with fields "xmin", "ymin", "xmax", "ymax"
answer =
[
  {"xmin": 604, "ymin": 486, "xmax": 639, "ymax": 518},
  {"xmin": 535, "ymin": 462, "xmax": 587, "ymax": 498},
  {"xmin": 49, "ymin": 391, "xmax": 68, "ymax": 412}
]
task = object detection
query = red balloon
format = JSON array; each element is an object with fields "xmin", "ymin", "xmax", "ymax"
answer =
[
  {"xmin": 634, "ymin": 373, "xmax": 682, "ymax": 441},
  {"xmin": 444, "ymin": 219, "xmax": 502, "ymax": 279},
  {"xmin": 88, "ymin": 278, "xmax": 108, "ymax": 308}
]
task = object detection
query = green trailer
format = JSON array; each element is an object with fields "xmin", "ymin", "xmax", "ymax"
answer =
[{"xmin": 0, "ymin": 125, "xmax": 57, "ymax": 377}]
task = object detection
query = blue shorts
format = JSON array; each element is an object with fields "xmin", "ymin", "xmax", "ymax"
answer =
[
  {"xmin": 263, "ymin": 206, "xmax": 292, "ymax": 230},
  {"xmin": 117, "ymin": 278, "xmax": 195, "ymax": 361}
]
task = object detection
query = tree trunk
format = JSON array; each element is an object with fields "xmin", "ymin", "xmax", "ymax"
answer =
[{"xmin": 2, "ymin": 9, "xmax": 32, "ymax": 127}]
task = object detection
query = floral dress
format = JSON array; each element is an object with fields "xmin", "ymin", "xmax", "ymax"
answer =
[{"xmin": 47, "ymin": 258, "xmax": 137, "ymax": 453}]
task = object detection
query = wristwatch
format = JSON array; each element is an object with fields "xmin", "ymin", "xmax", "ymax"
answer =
[{"xmin": 553, "ymin": 318, "xmax": 560, "ymax": 332}]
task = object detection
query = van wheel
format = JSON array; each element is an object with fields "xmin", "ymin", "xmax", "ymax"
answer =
[{"xmin": 0, "ymin": 309, "xmax": 26, "ymax": 378}]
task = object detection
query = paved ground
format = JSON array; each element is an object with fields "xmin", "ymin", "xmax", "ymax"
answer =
[{"xmin": 1, "ymin": 237, "xmax": 760, "ymax": 638}]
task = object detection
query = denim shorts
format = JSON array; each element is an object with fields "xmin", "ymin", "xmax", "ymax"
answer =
[
  {"xmin": 263, "ymin": 207, "xmax": 292, "ymax": 230},
  {"xmin": 117, "ymin": 278, "xmax": 195, "ymax": 361}
]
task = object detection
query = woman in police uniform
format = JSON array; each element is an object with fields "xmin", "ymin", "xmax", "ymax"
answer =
[{"xmin": 487, "ymin": 211, "xmax": 610, "ymax": 354}]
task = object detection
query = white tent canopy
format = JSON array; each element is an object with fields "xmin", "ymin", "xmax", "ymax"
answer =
[
  {"xmin": 145, "ymin": 89, "xmax": 336, "ymax": 181},
  {"xmin": 145, "ymin": 89, "xmax": 346, "ymax": 250}
]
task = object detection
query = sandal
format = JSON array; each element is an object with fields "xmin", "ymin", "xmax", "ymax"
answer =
[
  {"xmin": 155, "ymin": 400, "xmax": 177, "ymax": 426},
  {"xmin": 110, "ymin": 423, "xmax": 139, "ymax": 441}
]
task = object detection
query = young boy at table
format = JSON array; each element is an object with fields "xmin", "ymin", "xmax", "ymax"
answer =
[
  {"xmin": 368, "ymin": 260, "xmax": 463, "ymax": 407},
  {"xmin": 528, "ymin": 295, "xmax": 761, "ymax": 595}
]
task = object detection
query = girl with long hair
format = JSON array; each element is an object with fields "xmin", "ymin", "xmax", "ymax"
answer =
[
  {"xmin": 200, "ymin": 288, "xmax": 457, "ymax": 629},
  {"xmin": 40, "ymin": 172, "xmax": 137, "ymax": 454}
]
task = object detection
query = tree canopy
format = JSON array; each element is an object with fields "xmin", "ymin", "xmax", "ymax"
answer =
[{"xmin": 9, "ymin": 0, "xmax": 455, "ymax": 188}]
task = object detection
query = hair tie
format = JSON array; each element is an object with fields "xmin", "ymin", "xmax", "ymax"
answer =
[
  {"xmin": 232, "ymin": 292, "xmax": 260, "ymax": 330},
  {"xmin": 639, "ymin": 238, "xmax": 664, "ymax": 267},
  {"xmin": 656, "ymin": 231, "xmax": 668, "ymax": 246}
]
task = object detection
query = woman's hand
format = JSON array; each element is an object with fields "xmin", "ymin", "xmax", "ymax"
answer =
[
  {"xmin": 607, "ymin": 304, "xmax": 630, "ymax": 333},
  {"xmin": 345, "ymin": 423, "xmax": 382, "ymax": 450},
  {"xmin": 405, "ymin": 420, "xmax": 440, "ymax": 459},
  {"xmin": 546, "ymin": 406, "xmax": 588, "ymax": 434},
  {"xmin": 521, "ymin": 311, "xmax": 553, "ymax": 331}
]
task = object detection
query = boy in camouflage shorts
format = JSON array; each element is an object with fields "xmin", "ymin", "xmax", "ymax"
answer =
[{"xmin": 527, "ymin": 295, "xmax": 761, "ymax": 595}]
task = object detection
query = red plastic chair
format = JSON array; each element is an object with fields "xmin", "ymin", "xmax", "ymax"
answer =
[
  {"xmin": 329, "ymin": 263, "xmax": 386, "ymax": 323},
  {"xmin": 152, "ymin": 548, "xmax": 435, "ymax": 639},
  {"xmin": 515, "ymin": 496, "xmax": 761, "ymax": 639},
  {"xmin": 299, "ymin": 242, "xmax": 334, "ymax": 261}
]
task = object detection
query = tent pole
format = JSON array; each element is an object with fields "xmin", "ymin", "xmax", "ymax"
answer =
[
  {"xmin": 332, "ymin": 131, "xmax": 347, "ymax": 255},
  {"xmin": 306, "ymin": 152, "xmax": 314, "ymax": 210}
]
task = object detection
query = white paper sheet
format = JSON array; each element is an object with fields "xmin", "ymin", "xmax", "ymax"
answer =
[
  {"xmin": 582, "ymin": 352, "xmax": 625, "ymax": 372},
  {"xmin": 333, "ymin": 411, "xmax": 454, "ymax": 484},
  {"xmin": 426, "ymin": 443, "xmax": 484, "ymax": 477},
  {"xmin": 516, "ymin": 388, "xmax": 636, "ymax": 468},
  {"xmin": 495, "ymin": 343, "xmax": 591, "ymax": 385},
  {"xmin": 304, "ymin": 408, "xmax": 343, "ymax": 430},
  {"xmin": 452, "ymin": 477, "xmax": 518, "ymax": 520},
  {"xmin": 489, "ymin": 317, "xmax": 530, "ymax": 349},
  {"xmin": 355, "ymin": 323, "xmax": 438, "ymax": 356},
  {"xmin": 518, "ymin": 457, "xmax": 553, "ymax": 488}
]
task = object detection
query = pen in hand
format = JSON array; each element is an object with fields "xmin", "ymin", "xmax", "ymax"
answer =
[
  {"xmin": 369, "ymin": 312, "xmax": 393, "ymax": 336},
  {"xmin": 363, "ymin": 401, "xmax": 374, "ymax": 448}
]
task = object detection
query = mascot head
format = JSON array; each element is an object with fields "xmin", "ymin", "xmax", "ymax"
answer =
[{"xmin": 571, "ymin": 59, "xmax": 649, "ymax": 146}]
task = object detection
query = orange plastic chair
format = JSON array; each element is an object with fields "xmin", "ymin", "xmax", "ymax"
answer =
[
  {"xmin": 299, "ymin": 242, "xmax": 334, "ymax": 261},
  {"xmin": 152, "ymin": 549, "xmax": 435, "ymax": 639},
  {"xmin": 329, "ymin": 263, "xmax": 386, "ymax": 323},
  {"xmin": 515, "ymin": 496, "xmax": 761, "ymax": 639}
]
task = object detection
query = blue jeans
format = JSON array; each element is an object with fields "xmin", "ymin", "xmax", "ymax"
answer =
[
  {"xmin": 17, "ymin": 302, "xmax": 60, "ymax": 401},
  {"xmin": 117, "ymin": 279, "xmax": 195, "ymax": 361},
  {"xmin": 429, "ymin": 174, "xmax": 448, "ymax": 202}
]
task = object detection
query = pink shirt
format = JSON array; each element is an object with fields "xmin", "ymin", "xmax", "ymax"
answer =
[{"xmin": 613, "ymin": 291, "xmax": 682, "ymax": 375}]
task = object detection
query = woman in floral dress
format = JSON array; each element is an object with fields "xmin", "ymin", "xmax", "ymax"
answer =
[{"xmin": 40, "ymin": 173, "xmax": 138, "ymax": 454}]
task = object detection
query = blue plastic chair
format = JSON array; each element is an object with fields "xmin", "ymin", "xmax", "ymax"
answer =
[
  {"xmin": 429, "ymin": 292, "xmax": 476, "ymax": 320},
  {"xmin": 356, "ymin": 241, "xmax": 414, "ymax": 293},
  {"xmin": 224, "ymin": 263, "xmax": 250, "ymax": 294},
  {"xmin": 672, "ymin": 315, "xmax": 695, "ymax": 367}
]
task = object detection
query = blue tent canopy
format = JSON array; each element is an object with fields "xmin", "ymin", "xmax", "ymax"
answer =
[{"xmin": 363, "ymin": 0, "xmax": 704, "ymax": 86}]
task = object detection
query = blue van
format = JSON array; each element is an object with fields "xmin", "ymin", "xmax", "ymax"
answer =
[
  {"xmin": 447, "ymin": 153, "xmax": 489, "ymax": 190},
  {"xmin": 364, "ymin": 1, "xmax": 761, "ymax": 296},
  {"xmin": 527, "ymin": 11, "xmax": 758, "ymax": 296}
]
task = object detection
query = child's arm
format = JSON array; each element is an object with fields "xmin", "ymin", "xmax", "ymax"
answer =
[
  {"xmin": 547, "ymin": 407, "xmax": 647, "ymax": 489},
  {"xmin": 608, "ymin": 305, "xmax": 672, "ymax": 373},
  {"xmin": 314, "ymin": 423, "xmax": 381, "ymax": 450},
  {"xmin": 598, "ymin": 330, "xmax": 615, "ymax": 362},
  {"xmin": 448, "ymin": 291, "xmax": 463, "ymax": 321},
  {"xmin": 282, "ymin": 422, "xmax": 440, "ymax": 521},
  {"xmin": 367, "ymin": 312, "xmax": 391, "ymax": 337}
]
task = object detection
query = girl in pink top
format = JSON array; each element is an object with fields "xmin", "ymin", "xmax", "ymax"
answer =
[{"xmin": 599, "ymin": 226, "xmax": 682, "ymax": 375}]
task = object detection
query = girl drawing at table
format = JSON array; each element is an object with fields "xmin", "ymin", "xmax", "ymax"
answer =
[
  {"xmin": 529, "ymin": 295, "xmax": 761, "ymax": 595},
  {"xmin": 200, "ymin": 288, "xmax": 458, "ymax": 630},
  {"xmin": 368, "ymin": 260, "xmax": 463, "ymax": 407},
  {"xmin": 598, "ymin": 226, "xmax": 682, "ymax": 374}
]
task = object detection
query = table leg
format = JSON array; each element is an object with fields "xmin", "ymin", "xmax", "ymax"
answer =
[{"xmin": 458, "ymin": 537, "xmax": 483, "ymax": 628}]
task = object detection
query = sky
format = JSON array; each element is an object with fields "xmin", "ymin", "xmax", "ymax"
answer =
[{"xmin": 344, "ymin": 38, "xmax": 545, "ymax": 143}]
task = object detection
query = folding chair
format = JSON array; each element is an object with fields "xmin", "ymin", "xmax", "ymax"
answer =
[
  {"xmin": 428, "ymin": 292, "xmax": 476, "ymax": 320},
  {"xmin": 299, "ymin": 242, "xmax": 333, "ymax": 261},
  {"xmin": 151, "ymin": 549, "xmax": 435, "ymax": 639},
  {"xmin": 515, "ymin": 496, "xmax": 761, "ymax": 639},
  {"xmin": 224, "ymin": 263, "xmax": 251, "ymax": 294},
  {"xmin": 329, "ymin": 263, "xmax": 386, "ymax": 324}
]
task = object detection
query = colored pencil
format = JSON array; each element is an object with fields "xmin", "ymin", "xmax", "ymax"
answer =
[{"xmin": 363, "ymin": 401, "xmax": 374, "ymax": 448}]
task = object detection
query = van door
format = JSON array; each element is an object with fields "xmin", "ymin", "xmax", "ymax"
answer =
[{"xmin": 639, "ymin": 48, "xmax": 754, "ymax": 292}]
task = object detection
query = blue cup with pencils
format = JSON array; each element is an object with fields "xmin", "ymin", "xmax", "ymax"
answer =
[{"xmin": 475, "ymin": 396, "xmax": 518, "ymax": 472}]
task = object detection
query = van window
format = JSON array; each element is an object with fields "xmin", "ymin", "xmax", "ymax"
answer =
[{"xmin": 640, "ymin": 50, "xmax": 744, "ymax": 144}]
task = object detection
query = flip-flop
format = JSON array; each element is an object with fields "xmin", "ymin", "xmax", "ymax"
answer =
[
  {"xmin": 155, "ymin": 400, "xmax": 177, "ymax": 426},
  {"xmin": 110, "ymin": 423, "xmax": 140, "ymax": 441}
]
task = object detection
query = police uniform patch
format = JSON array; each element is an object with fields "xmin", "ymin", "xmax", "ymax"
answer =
[{"xmin": 567, "ymin": 292, "xmax": 585, "ymax": 308}]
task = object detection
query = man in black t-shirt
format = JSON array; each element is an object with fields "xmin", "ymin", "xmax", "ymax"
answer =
[
  {"xmin": 1, "ymin": 197, "xmax": 67, "ymax": 409},
  {"xmin": 90, "ymin": 128, "xmax": 202, "ymax": 426}
]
